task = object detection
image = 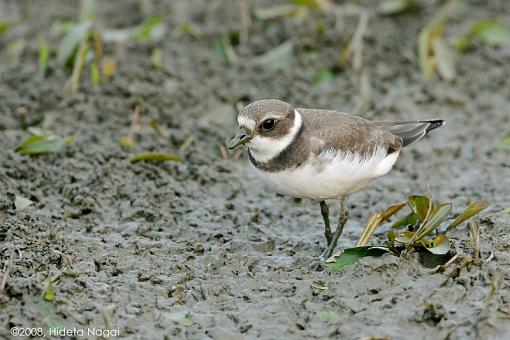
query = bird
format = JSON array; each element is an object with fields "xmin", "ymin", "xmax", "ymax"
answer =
[{"xmin": 228, "ymin": 99, "xmax": 444, "ymax": 261}]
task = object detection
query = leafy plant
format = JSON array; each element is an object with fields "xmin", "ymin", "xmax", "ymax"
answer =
[{"xmin": 326, "ymin": 193, "xmax": 489, "ymax": 270}]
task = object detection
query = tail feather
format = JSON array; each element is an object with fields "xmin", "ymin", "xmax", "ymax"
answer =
[{"xmin": 378, "ymin": 119, "xmax": 445, "ymax": 147}]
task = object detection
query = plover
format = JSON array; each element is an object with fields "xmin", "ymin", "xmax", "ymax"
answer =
[{"xmin": 228, "ymin": 99, "xmax": 444, "ymax": 260}]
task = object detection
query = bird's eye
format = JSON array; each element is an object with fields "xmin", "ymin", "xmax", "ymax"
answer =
[{"xmin": 261, "ymin": 119, "xmax": 276, "ymax": 131}]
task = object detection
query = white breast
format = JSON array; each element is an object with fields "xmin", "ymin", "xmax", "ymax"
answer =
[{"xmin": 251, "ymin": 148, "xmax": 400, "ymax": 199}]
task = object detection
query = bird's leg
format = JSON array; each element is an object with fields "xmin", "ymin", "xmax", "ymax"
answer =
[
  {"xmin": 320, "ymin": 200, "xmax": 332, "ymax": 245},
  {"xmin": 320, "ymin": 197, "xmax": 349, "ymax": 261}
]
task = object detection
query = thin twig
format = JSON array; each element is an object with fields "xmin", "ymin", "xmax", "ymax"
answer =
[
  {"xmin": 232, "ymin": 149, "xmax": 243, "ymax": 161},
  {"xmin": 219, "ymin": 144, "xmax": 228, "ymax": 160},
  {"xmin": 239, "ymin": 1, "xmax": 251, "ymax": 47},
  {"xmin": 341, "ymin": 11, "xmax": 368, "ymax": 72},
  {"xmin": 431, "ymin": 253, "xmax": 459, "ymax": 273},
  {"xmin": 440, "ymin": 255, "xmax": 472, "ymax": 287},
  {"xmin": 0, "ymin": 249, "xmax": 16, "ymax": 293}
]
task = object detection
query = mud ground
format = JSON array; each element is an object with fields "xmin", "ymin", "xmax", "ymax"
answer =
[{"xmin": 1, "ymin": 0, "xmax": 510, "ymax": 339}]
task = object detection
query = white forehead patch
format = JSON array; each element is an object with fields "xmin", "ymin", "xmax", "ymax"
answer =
[{"xmin": 238, "ymin": 116, "xmax": 256, "ymax": 131}]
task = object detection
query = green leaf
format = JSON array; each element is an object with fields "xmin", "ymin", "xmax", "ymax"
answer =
[
  {"xmin": 422, "ymin": 235, "xmax": 450, "ymax": 255},
  {"xmin": 313, "ymin": 69, "xmax": 334, "ymax": 85},
  {"xmin": 167, "ymin": 312, "xmax": 193, "ymax": 326},
  {"xmin": 57, "ymin": 21, "xmax": 92, "ymax": 65},
  {"xmin": 394, "ymin": 231, "xmax": 415, "ymax": 244},
  {"xmin": 408, "ymin": 195, "xmax": 432, "ymax": 221},
  {"xmin": 496, "ymin": 136, "xmax": 510, "ymax": 150},
  {"xmin": 446, "ymin": 200, "xmax": 489, "ymax": 230},
  {"xmin": 43, "ymin": 285, "xmax": 55, "ymax": 302},
  {"xmin": 325, "ymin": 246, "xmax": 388, "ymax": 270},
  {"xmin": 38, "ymin": 34, "xmax": 49, "ymax": 78},
  {"xmin": 392, "ymin": 212, "xmax": 418, "ymax": 229},
  {"xmin": 90, "ymin": 61, "xmax": 100, "ymax": 85},
  {"xmin": 387, "ymin": 229, "xmax": 396, "ymax": 243},
  {"xmin": 134, "ymin": 15, "xmax": 164, "ymax": 41},
  {"xmin": 416, "ymin": 203, "xmax": 452, "ymax": 240},
  {"xmin": 15, "ymin": 195, "xmax": 33, "ymax": 210},
  {"xmin": 471, "ymin": 20, "xmax": 510, "ymax": 45},
  {"xmin": 16, "ymin": 135, "xmax": 70, "ymax": 156},
  {"xmin": 130, "ymin": 152, "xmax": 182, "ymax": 163},
  {"xmin": 378, "ymin": 0, "xmax": 414, "ymax": 15}
]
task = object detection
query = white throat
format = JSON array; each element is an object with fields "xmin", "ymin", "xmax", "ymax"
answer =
[{"xmin": 249, "ymin": 109, "xmax": 303, "ymax": 163}]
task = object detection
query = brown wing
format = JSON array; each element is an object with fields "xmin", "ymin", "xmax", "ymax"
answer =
[
  {"xmin": 297, "ymin": 108, "xmax": 403, "ymax": 157},
  {"xmin": 375, "ymin": 120, "xmax": 445, "ymax": 147}
]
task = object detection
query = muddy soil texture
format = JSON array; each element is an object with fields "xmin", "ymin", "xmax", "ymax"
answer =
[{"xmin": 1, "ymin": 0, "xmax": 510, "ymax": 339}]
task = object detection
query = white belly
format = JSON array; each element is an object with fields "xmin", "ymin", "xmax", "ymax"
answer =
[{"xmin": 251, "ymin": 149, "xmax": 399, "ymax": 199}]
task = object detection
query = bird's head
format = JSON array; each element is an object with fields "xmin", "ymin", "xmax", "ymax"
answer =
[{"xmin": 228, "ymin": 99, "xmax": 301, "ymax": 161}]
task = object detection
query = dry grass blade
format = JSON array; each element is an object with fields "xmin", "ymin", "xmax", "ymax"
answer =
[
  {"xmin": 487, "ymin": 272, "xmax": 503, "ymax": 304},
  {"xmin": 432, "ymin": 37, "xmax": 456, "ymax": 80},
  {"xmin": 179, "ymin": 136, "xmax": 196, "ymax": 152},
  {"xmin": 70, "ymin": 41, "xmax": 89, "ymax": 94},
  {"xmin": 356, "ymin": 212, "xmax": 383, "ymax": 247},
  {"xmin": 38, "ymin": 34, "xmax": 49, "ymax": 78},
  {"xmin": 101, "ymin": 58, "xmax": 117, "ymax": 78},
  {"xmin": 0, "ymin": 249, "xmax": 16, "ymax": 294},
  {"xmin": 469, "ymin": 220, "xmax": 481, "ymax": 264},
  {"xmin": 149, "ymin": 117, "xmax": 168, "ymax": 138},
  {"xmin": 431, "ymin": 253, "xmax": 459, "ymax": 273},
  {"xmin": 130, "ymin": 152, "xmax": 182, "ymax": 163},
  {"xmin": 418, "ymin": 14, "xmax": 446, "ymax": 78},
  {"xmin": 356, "ymin": 202, "xmax": 405, "ymax": 247},
  {"xmin": 382, "ymin": 202, "xmax": 406, "ymax": 220}
]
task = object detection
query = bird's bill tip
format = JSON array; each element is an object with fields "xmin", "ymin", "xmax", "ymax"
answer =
[{"xmin": 227, "ymin": 128, "xmax": 251, "ymax": 149}]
